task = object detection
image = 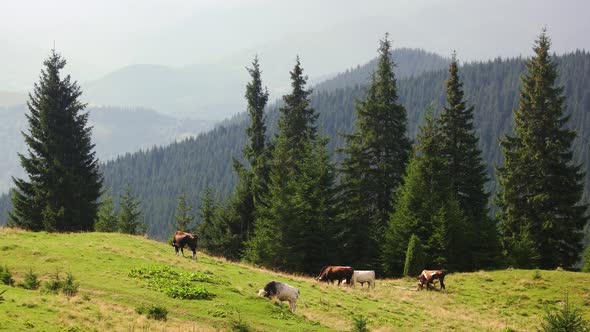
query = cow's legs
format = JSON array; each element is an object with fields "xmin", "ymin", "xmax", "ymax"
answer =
[
  {"xmin": 174, "ymin": 246, "xmax": 179, "ymax": 256},
  {"xmin": 289, "ymin": 300, "xmax": 296, "ymax": 313},
  {"xmin": 180, "ymin": 247, "xmax": 185, "ymax": 257},
  {"xmin": 191, "ymin": 248, "xmax": 196, "ymax": 260},
  {"xmin": 440, "ymin": 278, "xmax": 445, "ymax": 290}
]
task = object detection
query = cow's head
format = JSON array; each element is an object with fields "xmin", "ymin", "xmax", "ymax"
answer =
[{"xmin": 258, "ymin": 289, "xmax": 268, "ymax": 297}]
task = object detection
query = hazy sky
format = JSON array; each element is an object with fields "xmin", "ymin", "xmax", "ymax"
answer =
[{"xmin": 1, "ymin": 0, "xmax": 588, "ymax": 90}]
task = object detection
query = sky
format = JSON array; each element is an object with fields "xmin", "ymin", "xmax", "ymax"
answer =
[{"xmin": 1, "ymin": 0, "xmax": 589, "ymax": 91}]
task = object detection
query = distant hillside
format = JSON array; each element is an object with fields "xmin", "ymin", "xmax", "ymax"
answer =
[
  {"xmin": 314, "ymin": 48, "xmax": 450, "ymax": 92},
  {"xmin": 1, "ymin": 229, "xmax": 588, "ymax": 331},
  {"xmin": 0, "ymin": 105, "xmax": 212, "ymax": 193},
  {"xmin": 82, "ymin": 49, "xmax": 449, "ymax": 120}
]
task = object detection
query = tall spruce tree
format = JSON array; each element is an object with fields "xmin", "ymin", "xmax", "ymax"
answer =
[
  {"xmin": 340, "ymin": 34, "xmax": 411, "ymax": 269},
  {"xmin": 220, "ymin": 56, "xmax": 270, "ymax": 259},
  {"xmin": 381, "ymin": 110, "xmax": 467, "ymax": 276},
  {"xmin": 496, "ymin": 30, "xmax": 588, "ymax": 269},
  {"xmin": 9, "ymin": 50, "xmax": 102, "ymax": 231},
  {"xmin": 245, "ymin": 58, "xmax": 337, "ymax": 273},
  {"xmin": 438, "ymin": 53, "xmax": 499, "ymax": 269},
  {"xmin": 243, "ymin": 56, "xmax": 270, "ymax": 206}
]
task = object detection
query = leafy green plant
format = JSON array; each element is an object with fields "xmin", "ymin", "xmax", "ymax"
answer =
[
  {"xmin": 539, "ymin": 295, "xmax": 590, "ymax": 332},
  {"xmin": 129, "ymin": 266, "xmax": 217, "ymax": 300},
  {"xmin": 351, "ymin": 315, "xmax": 370, "ymax": 332},
  {"xmin": 136, "ymin": 304, "xmax": 168, "ymax": 321},
  {"xmin": 20, "ymin": 269, "xmax": 40, "ymax": 290},
  {"xmin": 532, "ymin": 270, "xmax": 542, "ymax": 280},
  {"xmin": 62, "ymin": 272, "xmax": 79, "ymax": 297},
  {"xmin": 0, "ymin": 265, "xmax": 14, "ymax": 286}
]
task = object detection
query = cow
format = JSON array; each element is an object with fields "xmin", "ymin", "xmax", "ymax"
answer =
[
  {"xmin": 351, "ymin": 270, "xmax": 375, "ymax": 289},
  {"xmin": 258, "ymin": 281, "xmax": 302, "ymax": 313},
  {"xmin": 316, "ymin": 266, "xmax": 354, "ymax": 286},
  {"xmin": 417, "ymin": 270, "xmax": 446, "ymax": 290},
  {"xmin": 171, "ymin": 231, "xmax": 198, "ymax": 259}
]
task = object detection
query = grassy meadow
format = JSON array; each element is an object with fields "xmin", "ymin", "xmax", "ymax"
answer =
[{"xmin": 0, "ymin": 228, "xmax": 589, "ymax": 331}]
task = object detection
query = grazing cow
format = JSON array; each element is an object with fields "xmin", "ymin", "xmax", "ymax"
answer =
[
  {"xmin": 417, "ymin": 270, "xmax": 446, "ymax": 290},
  {"xmin": 351, "ymin": 270, "xmax": 375, "ymax": 289},
  {"xmin": 316, "ymin": 266, "xmax": 354, "ymax": 286},
  {"xmin": 171, "ymin": 231, "xmax": 198, "ymax": 259},
  {"xmin": 258, "ymin": 281, "xmax": 302, "ymax": 313}
]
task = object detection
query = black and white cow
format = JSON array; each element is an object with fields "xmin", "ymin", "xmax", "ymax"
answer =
[{"xmin": 258, "ymin": 281, "xmax": 302, "ymax": 313}]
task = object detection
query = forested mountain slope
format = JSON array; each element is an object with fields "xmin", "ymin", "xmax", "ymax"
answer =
[
  {"xmin": 0, "ymin": 105, "xmax": 212, "ymax": 193},
  {"xmin": 2, "ymin": 51, "xmax": 589, "ymax": 239}
]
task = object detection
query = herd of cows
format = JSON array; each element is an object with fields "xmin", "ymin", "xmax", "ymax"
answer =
[{"xmin": 171, "ymin": 231, "xmax": 447, "ymax": 313}]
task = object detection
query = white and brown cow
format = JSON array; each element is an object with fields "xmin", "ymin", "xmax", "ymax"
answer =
[
  {"xmin": 417, "ymin": 270, "xmax": 446, "ymax": 290},
  {"xmin": 258, "ymin": 281, "xmax": 302, "ymax": 313},
  {"xmin": 351, "ymin": 270, "xmax": 375, "ymax": 289}
]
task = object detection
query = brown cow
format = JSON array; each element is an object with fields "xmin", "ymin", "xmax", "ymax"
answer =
[
  {"xmin": 417, "ymin": 270, "xmax": 446, "ymax": 290},
  {"xmin": 316, "ymin": 266, "xmax": 354, "ymax": 285},
  {"xmin": 172, "ymin": 231, "xmax": 198, "ymax": 259}
]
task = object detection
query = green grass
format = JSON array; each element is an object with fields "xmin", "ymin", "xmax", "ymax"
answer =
[{"xmin": 0, "ymin": 228, "xmax": 589, "ymax": 331}]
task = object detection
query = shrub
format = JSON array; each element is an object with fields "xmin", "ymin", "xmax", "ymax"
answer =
[
  {"xmin": 403, "ymin": 235, "xmax": 425, "ymax": 277},
  {"xmin": 136, "ymin": 304, "xmax": 168, "ymax": 321},
  {"xmin": 351, "ymin": 315, "xmax": 370, "ymax": 332},
  {"xmin": 229, "ymin": 310, "xmax": 250, "ymax": 332},
  {"xmin": 44, "ymin": 270, "xmax": 63, "ymax": 294},
  {"xmin": 0, "ymin": 265, "xmax": 14, "ymax": 286},
  {"xmin": 539, "ymin": 295, "xmax": 590, "ymax": 332},
  {"xmin": 129, "ymin": 266, "xmax": 218, "ymax": 300},
  {"xmin": 62, "ymin": 272, "xmax": 79, "ymax": 297},
  {"xmin": 20, "ymin": 269, "xmax": 40, "ymax": 290},
  {"xmin": 532, "ymin": 270, "xmax": 542, "ymax": 280}
]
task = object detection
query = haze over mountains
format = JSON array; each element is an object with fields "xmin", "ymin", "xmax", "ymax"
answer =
[
  {"xmin": 0, "ymin": 105, "xmax": 211, "ymax": 193},
  {"xmin": 1, "ymin": 0, "xmax": 588, "ymax": 120}
]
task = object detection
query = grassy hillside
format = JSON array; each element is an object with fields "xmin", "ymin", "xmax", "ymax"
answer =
[{"xmin": 0, "ymin": 229, "xmax": 589, "ymax": 332}]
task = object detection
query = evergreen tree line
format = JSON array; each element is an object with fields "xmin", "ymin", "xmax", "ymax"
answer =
[
  {"xmin": 52, "ymin": 48, "xmax": 589, "ymax": 245},
  {"xmin": 194, "ymin": 31, "xmax": 588, "ymax": 275}
]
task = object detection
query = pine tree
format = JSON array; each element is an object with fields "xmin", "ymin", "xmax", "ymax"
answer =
[
  {"xmin": 9, "ymin": 50, "xmax": 102, "ymax": 232},
  {"xmin": 173, "ymin": 190, "xmax": 194, "ymax": 233},
  {"xmin": 117, "ymin": 185, "xmax": 144, "ymax": 235},
  {"xmin": 340, "ymin": 34, "xmax": 411, "ymax": 269},
  {"xmin": 403, "ymin": 235, "xmax": 425, "ymax": 277},
  {"xmin": 245, "ymin": 58, "xmax": 337, "ymax": 273},
  {"xmin": 438, "ymin": 53, "xmax": 499, "ymax": 269},
  {"xmin": 277, "ymin": 56, "xmax": 318, "ymax": 160},
  {"xmin": 220, "ymin": 56, "xmax": 270, "ymax": 259},
  {"xmin": 94, "ymin": 192, "xmax": 118, "ymax": 232},
  {"xmin": 243, "ymin": 56, "xmax": 270, "ymax": 206},
  {"xmin": 496, "ymin": 30, "xmax": 588, "ymax": 269},
  {"xmin": 197, "ymin": 187, "xmax": 220, "ymax": 252},
  {"xmin": 382, "ymin": 110, "xmax": 467, "ymax": 276}
]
